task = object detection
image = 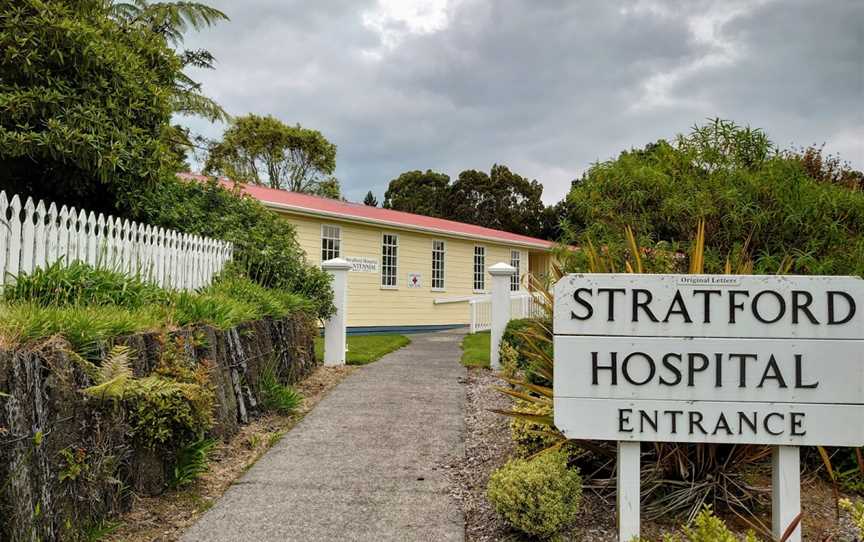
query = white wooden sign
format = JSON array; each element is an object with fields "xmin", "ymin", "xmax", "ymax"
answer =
[
  {"xmin": 407, "ymin": 273, "xmax": 422, "ymax": 288},
  {"xmin": 554, "ymin": 274, "xmax": 863, "ymax": 339},
  {"xmin": 345, "ymin": 256, "xmax": 378, "ymax": 273},
  {"xmin": 552, "ymin": 273, "xmax": 864, "ymax": 542}
]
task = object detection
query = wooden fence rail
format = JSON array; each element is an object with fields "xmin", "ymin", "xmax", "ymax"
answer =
[{"xmin": 0, "ymin": 190, "xmax": 233, "ymax": 291}]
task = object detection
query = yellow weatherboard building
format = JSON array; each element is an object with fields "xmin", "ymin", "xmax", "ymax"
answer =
[{"xmin": 186, "ymin": 175, "xmax": 555, "ymax": 332}]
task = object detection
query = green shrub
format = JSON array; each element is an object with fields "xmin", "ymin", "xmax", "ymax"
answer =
[
  {"xmin": 566, "ymin": 119, "xmax": 864, "ymax": 276},
  {"xmin": 499, "ymin": 341, "xmax": 519, "ymax": 379},
  {"xmin": 4, "ymin": 260, "xmax": 170, "ymax": 308},
  {"xmin": 205, "ymin": 274, "xmax": 313, "ymax": 319},
  {"xmin": 172, "ymin": 291, "xmax": 256, "ymax": 329},
  {"xmin": 646, "ymin": 506, "xmax": 762, "ymax": 542},
  {"xmin": 500, "ymin": 318, "xmax": 533, "ymax": 368},
  {"xmin": 486, "ymin": 449, "xmax": 582, "ymax": 538},
  {"xmin": 75, "ymin": 343, "xmax": 215, "ymax": 449},
  {"xmin": 501, "ymin": 317, "xmax": 551, "ymax": 385},
  {"xmin": 124, "ymin": 375, "xmax": 215, "ymax": 446},
  {"xmin": 510, "ymin": 399, "xmax": 559, "ymax": 457},
  {"xmin": 841, "ymin": 499, "xmax": 864, "ymax": 540},
  {"xmin": 128, "ymin": 177, "xmax": 334, "ymax": 318}
]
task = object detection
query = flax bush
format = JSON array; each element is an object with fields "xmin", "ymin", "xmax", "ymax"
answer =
[
  {"xmin": 486, "ymin": 449, "xmax": 582, "ymax": 538},
  {"xmin": 495, "ymin": 225, "xmax": 780, "ymax": 531}
]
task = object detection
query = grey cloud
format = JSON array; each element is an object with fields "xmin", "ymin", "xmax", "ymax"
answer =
[{"xmin": 180, "ymin": 0, "xmax": 864, "ymax": 203}]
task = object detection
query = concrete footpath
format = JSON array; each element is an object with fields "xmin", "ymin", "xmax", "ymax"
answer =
[{"xmin": 182, "ymin": 330, "xmax": 466, "ymax": 542}]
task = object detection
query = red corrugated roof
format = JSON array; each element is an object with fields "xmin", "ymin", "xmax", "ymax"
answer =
[{"xmin": 180, "ymin": 173, "xmax": 555, "ymax": 250}]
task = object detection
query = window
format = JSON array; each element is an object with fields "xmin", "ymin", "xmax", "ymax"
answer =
[
  {"xmin": 510, "ymin": 249, "xmax": 521, "ymax": 291},
  {"xmin": 432, "ymin": 240, "xmax": 445, "ymax": 290},
  {"xmin": 381, "ymin": 233, "xmax": 399, "ymax": 287},
  {"xmin": 321, "ymin": 224, "xmax": 341, "ymax": 261},
  {"xmin": 473, "ymin": 246, "xmax": 485, "ymax": 292}
]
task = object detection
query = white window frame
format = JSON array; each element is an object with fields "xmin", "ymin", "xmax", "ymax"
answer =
[
  {"xmin": 473, "ymin": 245, "xmax": 486, "ymax": 293},
  {"xmin": 381, "ymin": 233, "xmax": 399, "ymax": 289},
  {"xmin": 510, "ymin": 249, "xmax": 521, "ymax": 291},
  {"xmin": 321, "ymin": 224, "xmax": 341, "ymax": 262},
  {"xmin": 431, "ymin": 240, "xmax": 446, "ymax": 291}
]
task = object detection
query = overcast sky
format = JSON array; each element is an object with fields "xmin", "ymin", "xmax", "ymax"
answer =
[{"xmin": 179, "ymin": 0, "xmax": 864, "ymax": 204}]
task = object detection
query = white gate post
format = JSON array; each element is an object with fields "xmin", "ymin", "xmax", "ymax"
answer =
[
  {"xmin": 617, "ymin": 441, "xmax": 641, "ymax": 541},
  {"xmin": 489, "ymin": 262, "xmax": 516, "ymax": 370},
  {"xmin": 772, "ymin": 446, "xmax": 801, "ymax": 542},
  {"xmin": 322, "ymin": 258, "xmax": 351, "ymax": 366}
]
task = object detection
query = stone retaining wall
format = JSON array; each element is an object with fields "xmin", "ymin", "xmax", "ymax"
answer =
[{"xmin": 0, "ymin": 313, "xmax": 318, "ymax": 542}]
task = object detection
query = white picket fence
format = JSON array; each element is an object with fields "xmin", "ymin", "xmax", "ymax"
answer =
[
  {"xmin": 469, "ymin": 291, "xmax": 545, "ymax": 333},
  {"xmin": 0, "ymin": 190, "xmax": 233, "ymax": 291}
]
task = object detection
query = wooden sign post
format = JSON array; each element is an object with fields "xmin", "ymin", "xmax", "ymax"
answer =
[{"xmin": 552, "ymin": 274, "xmax": 864, "ymax": 542}]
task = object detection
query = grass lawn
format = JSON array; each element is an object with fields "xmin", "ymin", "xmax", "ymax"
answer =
[
  {"xmin": 460, "ymin": 331, "xmax": 489, "ymax": 368},
  {"xmin": 315, "ymin": 334, "xmax": 410, "ymax": 365}
]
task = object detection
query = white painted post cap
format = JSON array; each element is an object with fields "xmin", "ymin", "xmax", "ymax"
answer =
[
  {"xmin": 488, "ymin": 262, "xmax": 517, "ymax": 276},
  {"xmin": 322, "ymin": 257, "xmax": 352, "ymax": 271}
]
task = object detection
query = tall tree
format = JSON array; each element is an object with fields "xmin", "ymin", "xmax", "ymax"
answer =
[
  {"xmin": 204, "ymin": 114, "xmax": 339, "ymax": 197},
  {"xmin": 566, "ymin": 119, "xmax": 864, "ymax": 276},
  {"xmin": 363, "ymin": 190, "xmax": 379, "ymax": 207},
  {"xmin": 0, "ymin": 0, "xmax": 227, "ymax": 210},
  {"xmin": 383, "ymin": 170, "xmax": 450, "ymax": 216},
  {"xmin": 448, "ymin": 165, "xmax": 546, "ymax": 237}
]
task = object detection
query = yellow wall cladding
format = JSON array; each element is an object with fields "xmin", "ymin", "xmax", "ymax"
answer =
[{"xmin": 278, "ymin": 210, "xmax": 548, "ymax": 328}]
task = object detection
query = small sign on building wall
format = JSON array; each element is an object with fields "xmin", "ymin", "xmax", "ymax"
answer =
[
  {"xmin": 407, "ymin": 273, "xmax": 422, "ymax": 288},
  {"xmin": 345, "ymin": 257, "xmax": 378, "ymax": 273}
]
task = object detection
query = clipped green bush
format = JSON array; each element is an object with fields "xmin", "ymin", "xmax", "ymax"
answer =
[
  {"xmin": 841, "ymin": 499, "xmax": 864, "ymax": 541},
  {"xmin": 639, "ymin": 506, "xmax": 762, "ymax": 542},
  {"xmin": 510, "ymin": 399, "xmax": 559, "ymax": 457},
  {"xmin": 499, "ymin": 341, "xmax": 519, "ymax": 379},
  {"xmin": 486, "ymin": 449, "xmax": 582, "ymax": 538}
]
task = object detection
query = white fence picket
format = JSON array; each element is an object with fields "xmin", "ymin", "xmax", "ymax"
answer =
[
  {"xmin": 20, "ymin": 198, "xmax": 36, "ymax": 275},
  {"xmin": 46, "ymin": 203, "xmax": 59, "ymax": 265},
  {"xmin": 7, "ymin": 195, "xmax": 22, "ymax": 281},
  {"xmin": 0, "ymin": 190, "xmax": 233, "ymax": 292},
  {"xmin": 86, "ymin": 211, "xmax": 97, "ymax": 267},
  {"xmin": 0, "ymin": 192, "xmax": 9, "ymax": 283},
  {"xmin": 34, "ymin": 200, "xmax": 47, "ymax": 270}
]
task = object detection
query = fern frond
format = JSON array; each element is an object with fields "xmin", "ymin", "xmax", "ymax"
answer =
[{"xmin": 171, "ymin": 90, "xmax": 229, "ymax": 122}]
